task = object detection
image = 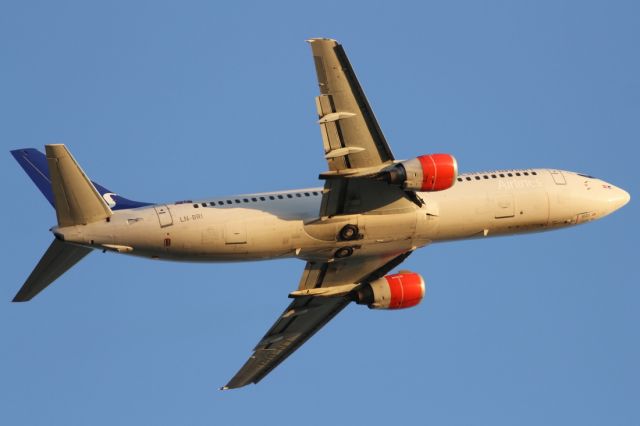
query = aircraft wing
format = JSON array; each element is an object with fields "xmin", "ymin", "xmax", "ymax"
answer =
[
  {"xmin": 308, "ymin": 38, "xmax": 394, "ymax": 172},
  {"xmin": 222, "ymin": 251, "xmax": 412, "ymax": 389},
  {"xmin": 308, "ymin": 38, "xmax": 417, "ymax": 217}
]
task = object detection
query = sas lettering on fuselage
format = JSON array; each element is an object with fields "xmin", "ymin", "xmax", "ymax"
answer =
[{"xmin": 498, "ymin": 179, "xmax": 542, "ymax": 191}]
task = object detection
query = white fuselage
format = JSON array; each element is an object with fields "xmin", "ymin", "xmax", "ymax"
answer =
[{"xmin": 54, "ymin": 169, "xmax": 630, "ymax": 263}]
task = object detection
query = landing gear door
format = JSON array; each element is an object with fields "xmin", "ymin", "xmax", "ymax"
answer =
[
  {"xmin": 549, "ymin": 170, "xmax": 566, "ymax": 185},
  {"xmin": 154, "ymin": 205, "xmax": 173, "ymax": 227}
]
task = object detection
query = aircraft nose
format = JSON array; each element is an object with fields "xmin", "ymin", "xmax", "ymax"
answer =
[
  {"xmin": 600, "ymin": 183, "xmax": 631, "ymax": 215},
  {"xmin": 612, "ymin": 187, "xmax": 631, "ymax": 210}
]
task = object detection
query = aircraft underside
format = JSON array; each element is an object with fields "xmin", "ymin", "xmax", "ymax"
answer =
[{"xmin": 9, "ymin": 38, "xmax": 629, "ymax": 390}]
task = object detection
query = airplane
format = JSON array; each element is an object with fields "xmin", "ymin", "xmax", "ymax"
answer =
[{"xmin": 10, "ymin": 38, "xmax": 630, "ymax": 390}]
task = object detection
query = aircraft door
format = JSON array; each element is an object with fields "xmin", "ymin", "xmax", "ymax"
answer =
[
  {"xmin": 154, "ymin": 205, "xmax": 173, "ymax": 227},
  {"xmin": 549, "ymin": 170, "xmax": 566, "ymax": 185}
]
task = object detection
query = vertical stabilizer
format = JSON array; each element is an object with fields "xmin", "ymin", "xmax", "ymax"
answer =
[
  {"xmin": 46, "ymin": 144, "xmax": 112, "ymax": 226},
  {"xmin": 13, "ymin": 240, "xmax": 92, "ymax": 302}
]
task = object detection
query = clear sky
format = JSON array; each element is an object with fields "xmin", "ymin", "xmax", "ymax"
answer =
[{"xmin": 1, "ymin": 1, "xmax": 638, "ymax": 425}]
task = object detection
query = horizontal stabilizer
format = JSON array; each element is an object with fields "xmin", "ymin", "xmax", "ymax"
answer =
[
  {"xmin": 46, "ymin": 144, "xmax": 112, "ymax": 226},
  {"xmin": 13, "ymin": 239, "xmax": 92, "ymax": 302}
]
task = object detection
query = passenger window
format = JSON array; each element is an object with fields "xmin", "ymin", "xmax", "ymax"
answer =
[
  {"xmin": 226, "ymin": 200, "xmax": 232, "ymax": 205},
  {"xmin": 218, "ymin": 201, "xmax": 224, "ymax": 206},
  {"xmin": 304, "ymin": 192, "xmax": 310, "ymax": 196},
  {"xmin": 507, "ymin": 173, "xmax": 513, "ymax": 177},
  {"xmin": 523, "ymin": 172, "xmax": 529, "ymax": 176},
  {"xmin": 251, "ymin": 197, "xmax": 257, "ymax": 202},
  {"xmin": 209, "ymin": 202, "xmax": 216, "ymax": 206},
  {"xmin": 243, "ymin": 198, "xmax": 249, "ymax": 203},
  {"xmin": 457, "ymin": 177, "xmax": 463, "ymax": 182},
  {"xmin": 269, "ymin": 196, "xmax": 275, "ymax": 200},
  {"xmin": 465, "ymin": 177, "xmax": 471, "ymax": 181},
  {"xmin": 532, "ymin": 171, "xmax": 537, "ymax": 175},
  {"xmin": 259, "ymin": 197, "xmax": 266, "ymax": 201},
  {"xmin": 491, "ymin": 174, "xmax": 497, "ymax": 178},
  {"xmin": 277, "ymin": 195, "xmax": 283, "ymax": 199},
  {"xmin": 287, "ymin": 194, "xmax": 293, "ymax": 198},
  {"xmin": 296, "ymin": 193, "xmax": 301, "ymax": 197},
  {"xmin": 499, "ymin": 174, "xmax": 505, "ymax": 177},
  {"xmin": 475, "ymin": 176, "xmax": 480, "ymax": 180},
  {"xmin": 515, "ymin": 172, "xmax": 521, "ymax": 176},
  {"xmin": 193, "ymin": 204, "xmax": 199, "ymax": 208}
]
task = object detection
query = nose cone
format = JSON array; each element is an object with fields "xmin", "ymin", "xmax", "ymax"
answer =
[
  {"xmin": 612, "ymin": 187, "xmax": 631, "ymax": 210},
  {"xmin": 600, "ymin": 183, "xmax": 631, "ymax": 216}
]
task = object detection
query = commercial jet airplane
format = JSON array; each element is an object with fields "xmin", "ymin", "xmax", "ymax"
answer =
[{"xmin": 11, "ymin": 39, "xmax": 630, "ymax": 390}]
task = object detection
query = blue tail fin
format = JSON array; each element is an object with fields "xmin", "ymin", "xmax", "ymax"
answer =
[{"xmin": 10, "ymin": 148, "xmax": 151, "ymax": 210}]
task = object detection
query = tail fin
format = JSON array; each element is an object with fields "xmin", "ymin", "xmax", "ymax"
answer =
[
  {"xmin": 11, "ymin": 144, "xmax": 151, "ymax": 302},
  {"xmin": 46, "ymin": 144, "xmax": 112, "ymax": 226},
  {"xmin": 10, "ymin": 148, "xmax": 56, "ymax": 207},
  {"xmin": 11, "ymin": 147, "xmax": 151, "ymax": 211},
  {"xmin": 13, "ymin": 239, "xmax": 92, "ymax": 302},
  {"xmin": 13, "ymin": 144, "xmax": 104, "ymax": 301}
]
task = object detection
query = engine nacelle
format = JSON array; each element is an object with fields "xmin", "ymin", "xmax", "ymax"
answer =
[
  {"xmin": 354, "ymin": 272, "xmax": 426, "ymax": 309},
  {"xmin": 385, "ymin": 154, "xmax": 458, "ymax": 191}
]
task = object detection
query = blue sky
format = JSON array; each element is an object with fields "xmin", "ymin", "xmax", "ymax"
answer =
[{"xmin": 1, "ymin": 1, "xmax": 638, "ymax": 424}]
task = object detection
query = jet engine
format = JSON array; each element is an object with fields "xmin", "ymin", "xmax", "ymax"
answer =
[
  {"xmin": 354, "ymin": 272, "xmax": 425, "ymax": 309},
  {"xmin": 384, "ymin": 154, "xmax": 458, "ymax": 191}
]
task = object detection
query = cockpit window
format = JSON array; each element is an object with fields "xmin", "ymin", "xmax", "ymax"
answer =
[{"xmin": 577, "ymin": 173, "xmax": 596, "ymax": 179}]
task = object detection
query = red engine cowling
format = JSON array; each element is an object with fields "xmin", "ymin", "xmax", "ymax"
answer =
[
  {"xmin": 385, "ymin": 154, "xmax": 458, "ymax": 191},
  {"xmin": 355, "ymin": 272, "xmax": 426, "ymax": 309}
]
